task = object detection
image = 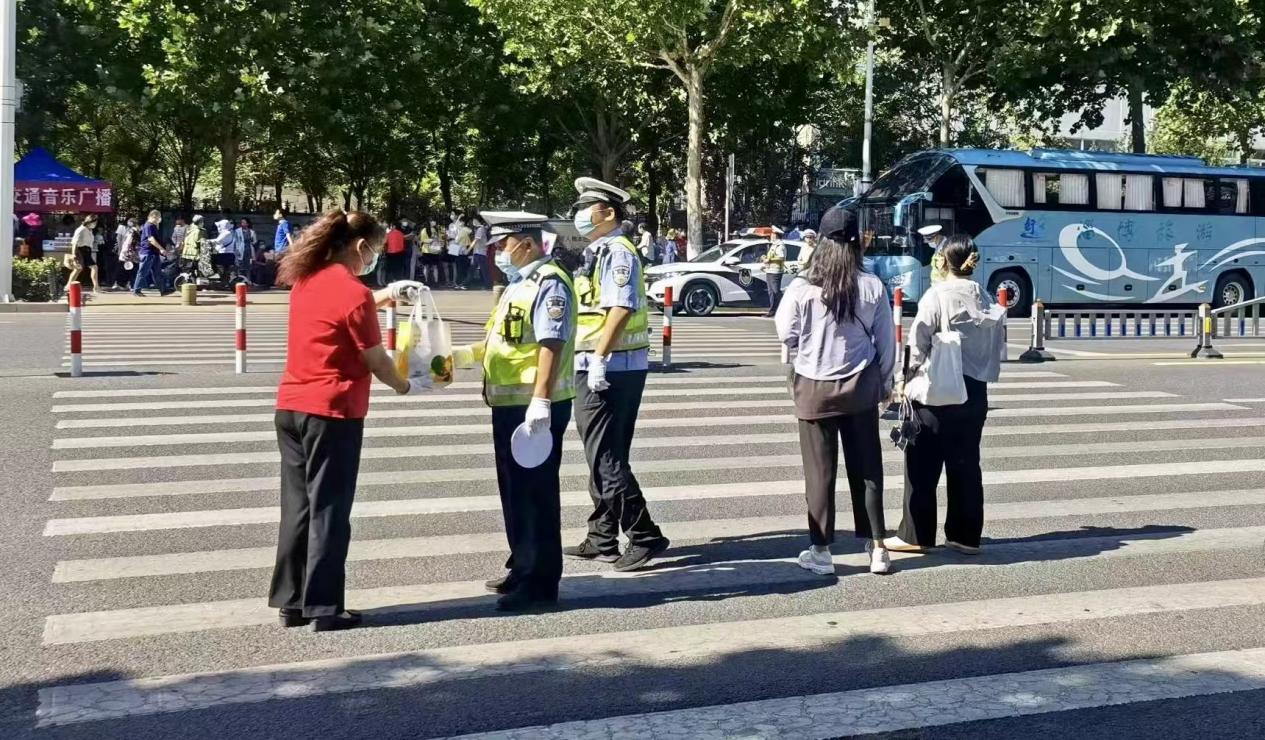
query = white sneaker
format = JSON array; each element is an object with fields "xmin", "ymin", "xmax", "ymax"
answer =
[
  {"xmin": 945, "ymin": 541, "xmax": 981, "ymax": 555},
  {"xmin": 870, "ymin": 546, "xmax": 892, "ymax": 575},
  {"xmin": 797, "ymin": 548, "xmax": 835, "ymax": 576},
  {"xmin": 882, "ymin": 536, "xmax": 927, "ymax": 553}
]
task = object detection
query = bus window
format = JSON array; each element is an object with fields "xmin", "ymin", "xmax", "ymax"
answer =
[
  {"xmin": 1160, "ymin": 177, "xmax": 1211, "ymax": 211},
  {"xmin": 931, "ymin": 166, "xmax": 991, "ymax": 237},
  {"xmin": 1096, "ymin": 174, "xmax": 1123, "ymax": 210},
  {"xmin": 1124, "ymin": 175, "xmax": 1154, "ymax": 211},
  {"xmin": 1214, "ymin": 179, "xmax": 1247, "ymax": 214},
  {"xmin": 1032, "ymin": 172, "xmax": 1089, "ymax": 206},
  {"xmin": 980, "ymin": 168, "xmax": 1024, "ymax": 208}
]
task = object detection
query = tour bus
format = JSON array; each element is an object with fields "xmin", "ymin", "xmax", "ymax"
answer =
[{"xmin": 857, "ymin": 148, "xmax": 1265, "ymax": 316}]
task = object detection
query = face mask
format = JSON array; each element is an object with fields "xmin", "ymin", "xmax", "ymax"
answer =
[
  {"xmin": 573, "ymin": 206, "xmax": 598, "ymax": 238},
  {"xmin": 359, "ymin": 245, "xmax": 380, "ymax": 276},
  {"xmin": 495, "ymin": 249, "xmax": 520, "ymax": 281}
]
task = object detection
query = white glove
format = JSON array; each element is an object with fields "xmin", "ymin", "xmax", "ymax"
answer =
[
  {"xmin": 525, "ymin": 397, "xmax": 551, "ymax": 434},
  {"xmin": 402, "ymin": 376, "xmax": 431, "ymax": 395},
  {"xmin": 587, "ymin": 354, "xmax": 611, "ymax": 392},
  {"xmin": 388, "ymin": 280, "xmax": 426, "ymax": 302}
]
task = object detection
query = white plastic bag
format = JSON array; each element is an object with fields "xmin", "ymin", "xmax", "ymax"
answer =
[
  {"xmin": 394, "ymin": 289, "xmax": 453, "ymax": 387},
  {"xmin": 904, "ymin": 291, "xmax": 967, "ymax": 406}
]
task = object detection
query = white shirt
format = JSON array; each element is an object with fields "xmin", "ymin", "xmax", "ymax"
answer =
[
  {"xmin": 908, "ymin": 278, "xmax": 1007, "ymax": 383},
  {"xmin": 72, "ymin": 225, "xmax": 94, "ymax": 249},
  {"xmin": 446, "ymin": 222, "xmax": 461, "ymax": 256},
  {"xmin": 473, "ymin": 225, "xmax": 488, "ymax": 255}
]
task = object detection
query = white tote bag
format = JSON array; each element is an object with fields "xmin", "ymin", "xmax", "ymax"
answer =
[
  {"xmin": 394, "ymin": 288, "xmax": 454, "ymax": 388},
  {"xmin": 904, "ymin": 290, "xmax": 968, "ymax": 406}
]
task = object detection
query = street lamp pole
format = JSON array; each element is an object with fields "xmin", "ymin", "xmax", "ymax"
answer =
[
  {"xmin": 860, "ymin": 0, "xmax": 876, "ymax": 194},
  {"xmin": 724, "ymin": 152, "xmax": 734, "ymax": 240},
  {"xmin": 0, "ymin": 0, "xmax": 15, "ymax": 302}
]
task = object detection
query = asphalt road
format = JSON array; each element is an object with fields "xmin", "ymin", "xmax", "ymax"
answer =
[{"xmin": 1, "ymin": 292, "xmax": 1263, "ymax": 740}]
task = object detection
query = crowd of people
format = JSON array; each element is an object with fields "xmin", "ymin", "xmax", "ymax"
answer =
[{"xmin": 265, "ymin": 173, "xmax": 1008, "ymax": 630}]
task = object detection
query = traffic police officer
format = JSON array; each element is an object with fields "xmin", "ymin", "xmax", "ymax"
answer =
[
  {"xmin": 564, "ymin": 177, "xmax": 671, "ymax": 572},
  {"xmin": 472, "ymin": 211, "xmax": 577, "ymax": 611},
  {"xmin": 761, "ymin": 226, "xmax": 788, "ymax": 317},
  {"xmin": 919, "ymin": 224, "xmax": 949, "ymax": 284}
]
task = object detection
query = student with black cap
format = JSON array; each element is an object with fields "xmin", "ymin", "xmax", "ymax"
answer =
[
  {"xmin": 777, "ymin": 204, "xmax": 896, "ymax": 576},
  {"xmin": 564, "ymin": 177, "xmax": 670, "ymax": 572},
  {"xmin": 458, "ymin": 211, "xmax": 577, "ymax": 611}
]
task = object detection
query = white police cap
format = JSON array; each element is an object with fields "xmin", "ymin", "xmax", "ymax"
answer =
[
  {"xmin": 573, "ymin": 177, "xmax": 630, "ymax": 209},
  {"xmin": 917, "ymin": 224, "xmax": 943, "ymax": 237},
  {"xmin": 480, "ymin": 210, "xmax": 548, "ymax": 246}
]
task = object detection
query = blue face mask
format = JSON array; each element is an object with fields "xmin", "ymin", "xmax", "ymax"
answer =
[
  {"xmin": 359, "ymin": 245, "xmax": 380, "ymax": 276},
  {"xmin": 495, "ymin": 249, "xmax": 520, "ymax": 281},
  {"xmin": 573, "ymin": 206, "xmax": 598, "ymax": 238}
]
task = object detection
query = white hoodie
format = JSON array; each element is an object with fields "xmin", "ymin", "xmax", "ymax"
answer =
[{"xmin": 213, "ymin": 219, "xmax": 235, "ymax": 255}]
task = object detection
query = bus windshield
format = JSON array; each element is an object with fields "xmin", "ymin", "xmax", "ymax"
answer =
[{"xmin": 864, "ymin": 152, "xmax": 955, "ymax": 203}]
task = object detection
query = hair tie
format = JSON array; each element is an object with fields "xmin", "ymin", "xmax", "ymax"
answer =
[{"xmin": 962, "ymin": 252, "xmax": 979, "ymax": 271}]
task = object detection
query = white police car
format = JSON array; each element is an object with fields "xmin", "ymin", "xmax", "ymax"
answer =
[{"xmin": 646, "ymin": 238, "xmax": 807, "ymax": 316}]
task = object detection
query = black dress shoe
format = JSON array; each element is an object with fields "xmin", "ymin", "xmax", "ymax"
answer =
[
  {"xmin": 562, "ymin": 540, "xmax": 620, "ymax": 562},
  {"xmin": 310, "ymin": 610, "xmax": 362, "ymax": 632},
  {"xmin": 278, "ymin": 608, "xmax": 310, "ymax": 628},
  {"xmin": 495, "ymin": 587, "xmax": 559, "ymax": 613},
  {"xmin": 484, "ymin": 574, "xmax": 517, "ymax": 594}
]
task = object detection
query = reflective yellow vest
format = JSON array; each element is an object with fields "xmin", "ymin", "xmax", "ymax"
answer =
[
  {"xmin": 574, "ymin": 235, "xmax": 650, "ymax": 353},
  {"xmin": 482, "ymin": 260, "xmax": 577, "ymax": 407}
]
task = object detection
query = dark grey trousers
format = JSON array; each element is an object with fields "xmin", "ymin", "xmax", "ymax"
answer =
[
  {"xmin": 797, "ymin": 407, "xmax": 886, "ymax": 545},
  {"xmin": 574, "ymin": 369, "xmax": 665, "ymax": 551},
  {"xmin": 268, "ymin": 410, "xmax": 364, "ymax": 617}
]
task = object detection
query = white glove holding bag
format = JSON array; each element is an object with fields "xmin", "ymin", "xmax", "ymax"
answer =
[
  {"xmin": 388, "ymin": 280, "xmax": 426, "ymax": 302},
  {"xmin": 587, "ymin": 354, "xmax": 611, "ymax": 392},
  {"xmin": 524, "ymin": 397, "xmax": 551, "ymax": 434}
]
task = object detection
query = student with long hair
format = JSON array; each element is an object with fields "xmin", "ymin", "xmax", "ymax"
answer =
[
  {"xmin": 776, "ymin": 205, "xmax": 896, "ymax": 576},
  {"xmin": 269, "ymin": 209, "xmax": 426, "ymax": 632},
  {"xmin": 886, "ymin": 234, "xmax": 1006, "ymax": 556}
]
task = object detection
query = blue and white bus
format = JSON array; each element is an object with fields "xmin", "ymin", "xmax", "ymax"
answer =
[{"xmin": 856, "ymin": 148, "xmax": 1265, "ymax": 315}]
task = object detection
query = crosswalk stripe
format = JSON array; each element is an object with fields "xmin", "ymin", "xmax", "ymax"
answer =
[
  {"xmin": 47, "ymin": 457, "xmax": 1265, "ymax": 502},
  {"xmin": 51, "ymin": 414, "xmax": 1265, "ymax": 451},
  {"xmin": 40, "ymin": 528, "xmax": 1265, "ymax": 645},
  {"xmin": 445, "ymin": 647, "xmax": 1265, "ymax": 740},
  {"xmin": 51, "ymin": 435, "xmax": 1265, "ymax": 474},
  {"xmin": 35, "ymin": 582, "xmax": 1265, "ymax": 726},
  {"xmin": 50, "ymin": 489, "xmax": 1265, "ymax": 582},
  {"xmin": 46, "ymin": 387, "xmax": 1166, "ymax": 414}
]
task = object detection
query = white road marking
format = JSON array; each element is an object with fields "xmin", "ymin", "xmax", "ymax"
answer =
[
  {"xmin": 1156, "ymin": 359, "xmax": 1265, "ymax": 366},
  {"xmin": 51, "ymin": 489, "xmax": 1265, "ymax": 581},
  {"xmin": 47, "ymin": 457, "xmax": 1265, "ymax": 502},
  {"xmin": 50, "ymin": 401, "xmax": 1249, "ymax": 430},
  {"xmin": 52, "ymin": 414, "xmax": 1265, "ymax": 451},
  {"xmin": 39, "ymin": 530, "xmax": 1265, "ymax": 645},
  {"xmin": 35, "ymin": 586, "xmax": 1265, "ymax": 726}
]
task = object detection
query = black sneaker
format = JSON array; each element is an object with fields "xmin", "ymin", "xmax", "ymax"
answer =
[
  {"xmin": 278, "ymin": 608, "xmax": 309, "ymax": 628},
  {"xmin": 562, "ymin": 540, "xmax": 620, "ymax": 563},
  {"xmin": 495, "ymin": 587, "xmax": 559, "ymax": 613},
  {"xmin": 310, "ymin": 610, "xmax": 362, "ymax": 632},
  {"xmin": 613, "ymin": 538, "xmax": 670, "ymax": 572}
]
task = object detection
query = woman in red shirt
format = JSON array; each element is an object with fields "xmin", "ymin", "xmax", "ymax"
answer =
[{"xmin": 269, "ymin": 209, "xmax": 425, "ymax": 632}]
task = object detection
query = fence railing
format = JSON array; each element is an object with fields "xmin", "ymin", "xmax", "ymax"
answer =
[{"xmin": 1210, "ymin": 296, "xmax": 1264, "ymax": 339}]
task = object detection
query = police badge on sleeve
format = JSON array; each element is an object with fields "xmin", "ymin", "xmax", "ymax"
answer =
[
  {"xmin": 545, "ymin": 294, "xmax": 567, "ymax": 320},
  {"xmin": 612, "ymin": 265, "xmax": 631, "ymax": 287}
]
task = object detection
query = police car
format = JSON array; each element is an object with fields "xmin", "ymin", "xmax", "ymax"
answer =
[{"xmin": 646, "ymin": 237, "xmax": 807, "ymax": 316}]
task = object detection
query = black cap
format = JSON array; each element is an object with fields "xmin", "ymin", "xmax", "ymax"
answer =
[{"xmin": 816, "ymin": 203, "xmax": 858, "ymax": 242}]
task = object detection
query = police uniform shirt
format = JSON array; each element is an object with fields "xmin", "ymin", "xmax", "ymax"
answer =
[
  {"xmin": 505, "ymin": 256, "xmax": 573, "ymax": 344},
  {"xmin": 576, "ymin": 227, "xmax": 649, "ymax": 373}
]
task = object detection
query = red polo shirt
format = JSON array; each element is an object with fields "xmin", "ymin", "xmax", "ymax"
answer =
[
  {"xmin": 385, "ymin": 228, "xmax": 406, "ymax": 254},
  {"xmin": 276, "ymin": 263, "xmax": 382, "ymax": 419}
]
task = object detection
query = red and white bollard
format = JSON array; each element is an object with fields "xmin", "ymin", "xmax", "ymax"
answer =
[
  {"xmin": 385, "ymin": 299, "xmax": 397, "ymax": 359},
  {"xmin": 235, "ymin": 283, "xmax": 247, "ymax": 374},
  {"xmin": 997, "ymin": 286, "xmax": 1010, "ymax": 362},
  {"xmin": 892, "ymin": 288, "xmax": 904, "ymax": 378},
  {"xmin": 661, "ymin": 286, "xmax": 673, "ymax": 368},
  {"xmin": 68, "ymin": 283, "xmax": 83, "ymax": 377},
  {"xmin": 997, "ymin": 286, "xmax": 1011, "ymax": 310}
]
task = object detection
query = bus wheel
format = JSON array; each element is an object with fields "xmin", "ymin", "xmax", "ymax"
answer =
[
  {"xmin": 988, "ymin": 270, "xmax": 1032, "ymax": 318},
  {"xmin": 1213, "ymin": 271, "xmax": 1253, "ymax": 309},
  {"xmin": 681, "ymin": 282, "xmax": 718, "ymax": 317}
]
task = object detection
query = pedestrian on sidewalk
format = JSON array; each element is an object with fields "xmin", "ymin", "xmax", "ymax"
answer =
[
  {"xmin": 65, "ymin": 214, "xmax": 100, "ymax": 295},
  {"xmin": 777, "ymin": 205, "xmax": 895, "ymax": 576},
  {"xmin": 115, "ymin": 218, "xmax": 139, "ymax": 290},
  {"xmin": 464, "ymin": 211, "xmax": 577, "ymax": 611},
  {"xmin": 565, "ymin": 177, "xmax": 670, "ymax": 572},
  {"xmin": 269, "ymin": 209, "xmax": 428, "ymax": 632},
  {"xmin": 384, "ymin": 221, "xmax": 408, "ymax": 283},
  {"xmin": 131, "ymin": 210, "xmax": 171, "ymax": 297},
  {"xmin": 212, "ymin": 219, "xmax": 237, "ymax": 286},
  {"xmin": 885, "ymin": 234, "xmax": 1006, "ymax": 557}
]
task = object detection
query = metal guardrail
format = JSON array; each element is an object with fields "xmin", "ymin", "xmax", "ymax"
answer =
[{"xmin": 1210, "ymin": 296, "xmax": 1264, "ymax": 339}]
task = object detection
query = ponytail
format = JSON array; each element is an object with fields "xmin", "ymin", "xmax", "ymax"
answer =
[{"xmin": 277, "ymin": 210, "xmax": 385, "ymax": 286}]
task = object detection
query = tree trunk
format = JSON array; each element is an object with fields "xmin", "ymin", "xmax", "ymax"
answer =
[
  {"xmin": 1238, "ymin": 130, "xmax": 1253, "ymax": 164},
  {"xmin": 1128, "ymin": 81, "xmax": 1146, "ymax": 153},
  {"xmin": 219, "ymin": 129, "xmax": 239, "ymax": 210},
  {"xmin": 273, "ymin": 177, "xmax": 283, "ymax": 207},
  {"xmin": 647, "ymin": 144, "xmax": 661, "ymax": 233},
  {"xmin": 940, "ymin": 62, "xmax": 956, "ymax": 148},
  {"xmin": 439, "ymin": 149, "xmax": 453, "ymax": 214},
  {"xmin": 685, "ymin": 64, "xmax": 706, "ymax": 259}
]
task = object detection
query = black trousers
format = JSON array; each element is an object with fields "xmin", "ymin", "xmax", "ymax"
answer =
[
  {"xmin": 385, "ymin": 252, "xmax": 408, "ymax": 283},
  {"xmin": 797, "ymin": 408, "xmax": 886, "ymax": 545},
  {"xmin": 575, "ymin": 369, "xmax": 665, "ymax": 551},
  {"xmin": 897, "ymin": 376, "xmax": 989, "ymax": 548},
  {"xmin": 492, "ymin": 400, "xmax": 571, "ymax": 594},
  {"xmin": 765, "ymin": 272, "xmax": 784, "ymax": 314},
  {"xmin": 268, "ymin": 410, "xmax": 364, "ymax": 617}
]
